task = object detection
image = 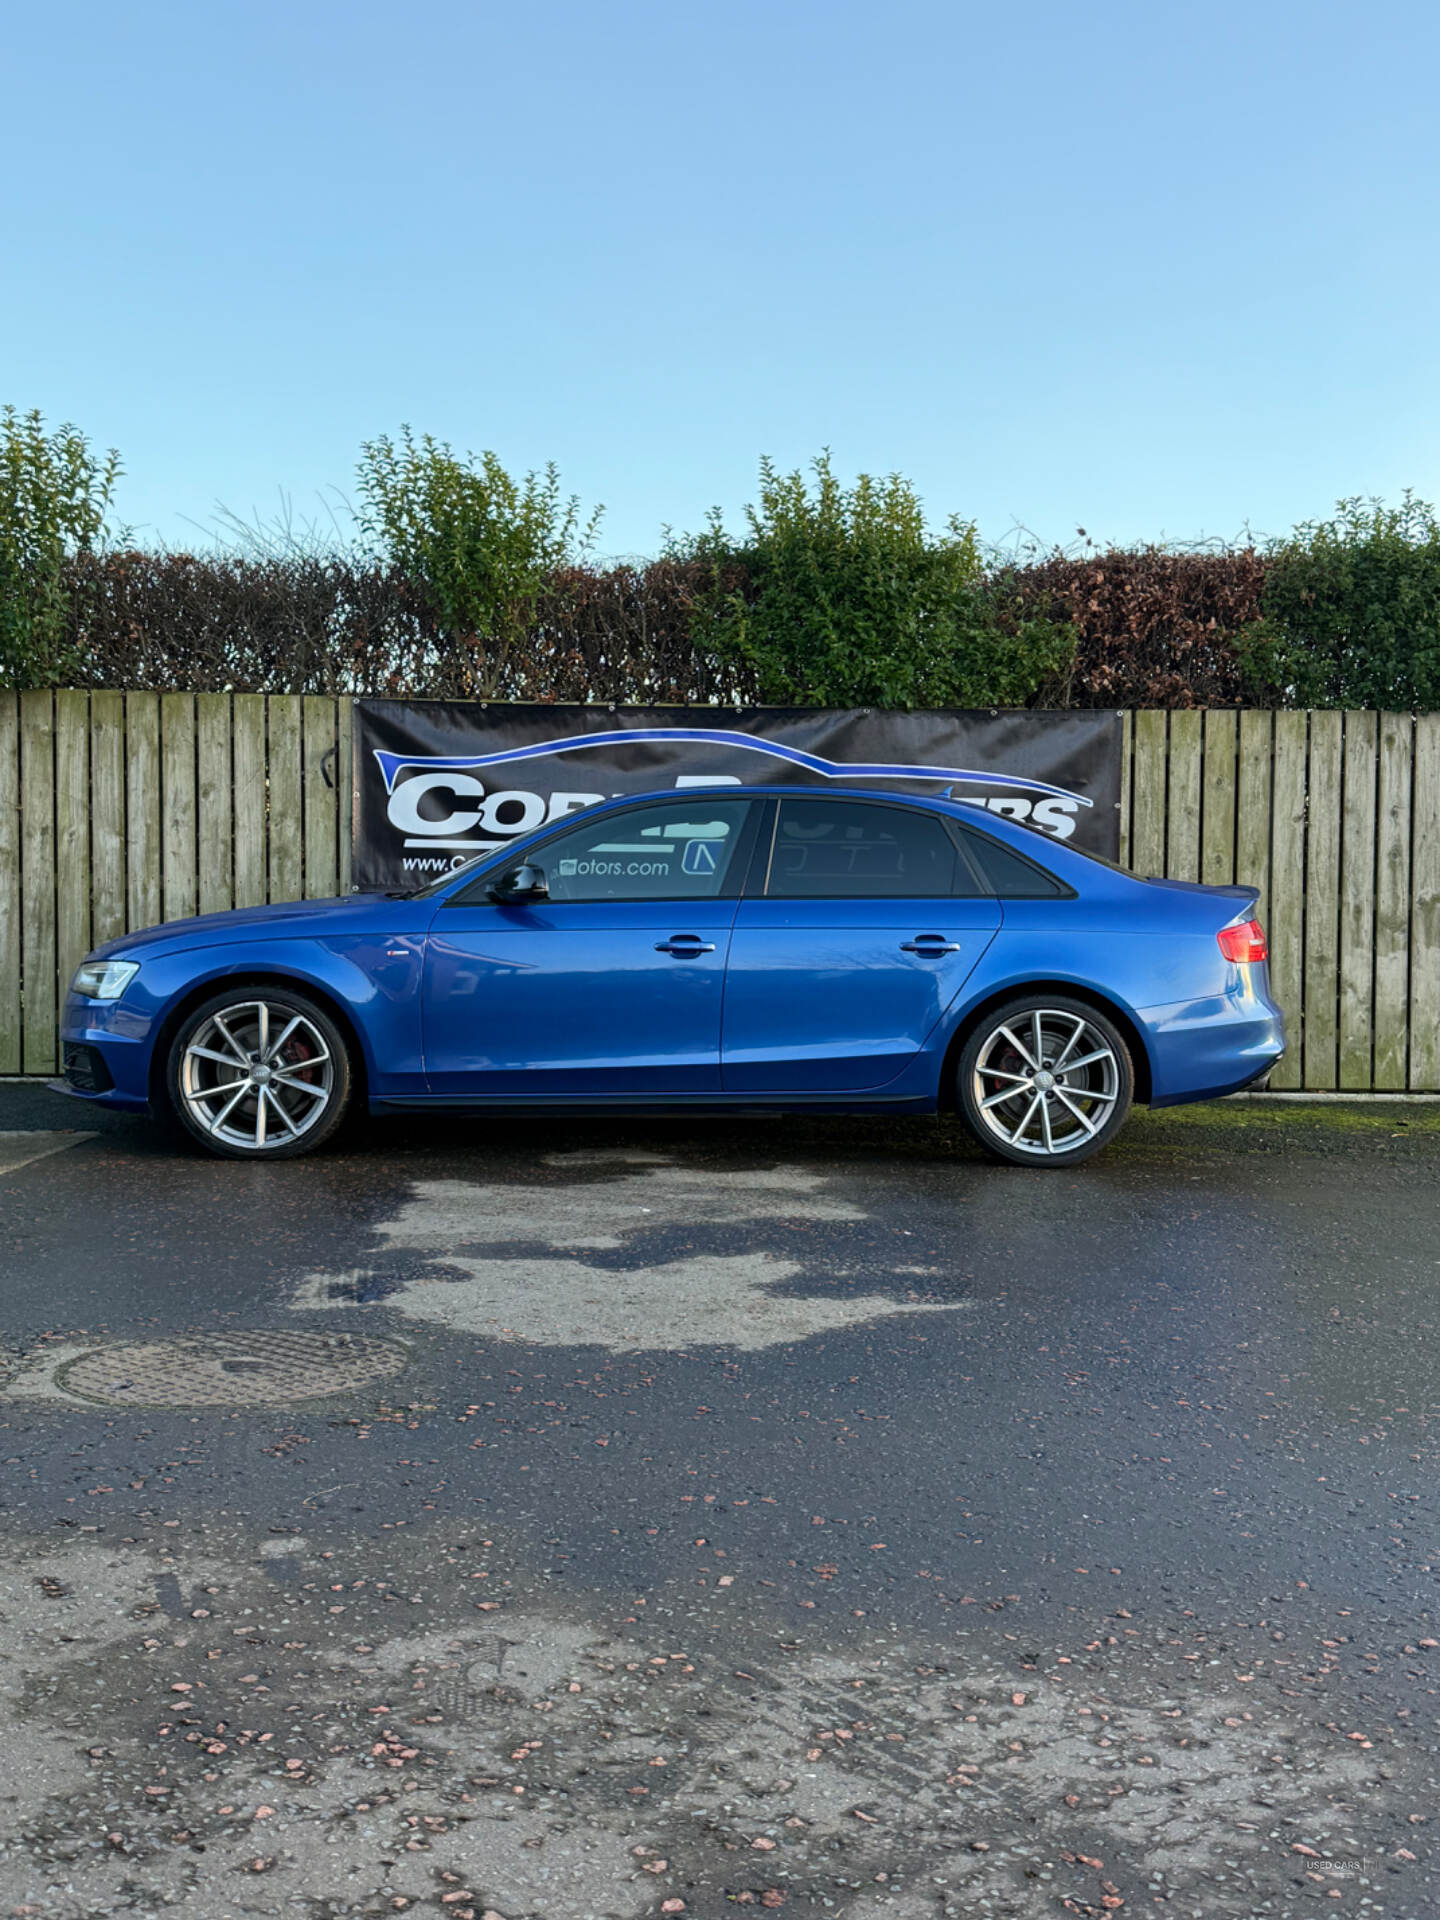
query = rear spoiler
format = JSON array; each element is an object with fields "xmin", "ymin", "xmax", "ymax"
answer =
[{"xmin": 1142, "ymin": 876, "xmax": 1260, "ymax": 910}]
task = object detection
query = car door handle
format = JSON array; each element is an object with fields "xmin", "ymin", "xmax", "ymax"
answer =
[
  {"xmin": 900, "ymin": 936, "xmax": 963, "ymax": 955},
  {"xmin": 655, "ymin": 935, "xmax": 717, "ymax": 957}
]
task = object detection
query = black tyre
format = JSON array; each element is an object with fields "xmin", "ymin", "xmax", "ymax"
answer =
[
  {"xmin": 956, "ymin": 995, "xmax": 1133, "ymax": 1168},
  {"xmin": 167, "ymin": 987, "xmax": 353, "ymax": 1160}
]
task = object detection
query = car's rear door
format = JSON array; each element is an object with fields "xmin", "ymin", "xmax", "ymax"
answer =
[{"xmin": 721, "ymin": 796, "xmax": 1001, "ymax": 1093}]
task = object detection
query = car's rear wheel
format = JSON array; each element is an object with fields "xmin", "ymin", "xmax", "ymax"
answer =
[
  {"xmin": 956, "ymin": 996, "xmax": 1133, "ymax": 1167},
  {"xmin": 167, "ymin": 989, "xmax": 352, "ymax": 1159}
]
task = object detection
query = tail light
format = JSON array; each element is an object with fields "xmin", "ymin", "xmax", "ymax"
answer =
[{"xmin": 1218, "ymin": 918, "xmax": 1268, "ymax": 964}]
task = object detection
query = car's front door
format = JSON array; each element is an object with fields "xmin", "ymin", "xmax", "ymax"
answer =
[
  {"xmin": 422, "ymin": 796, "xmax": 759, "ymax": 1096},
  {"xmin": 721, "ymin": 796, "xmax": 1001, "ymax": 1093}
]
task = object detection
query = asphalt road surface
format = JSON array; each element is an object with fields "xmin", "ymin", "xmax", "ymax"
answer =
[{"xmin": 1, "ymin": 1085, "xmax": 1438, "ymax": 1920}]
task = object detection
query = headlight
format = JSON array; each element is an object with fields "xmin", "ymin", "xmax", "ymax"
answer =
[{"xmin": 72, "ymin": 959, "xmax": 140, "ymax": 1001}]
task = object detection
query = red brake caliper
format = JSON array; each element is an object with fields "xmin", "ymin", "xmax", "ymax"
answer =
[{"xmin": 280, "ymin": 1034, "xmax": 316, "ymax": 1092}]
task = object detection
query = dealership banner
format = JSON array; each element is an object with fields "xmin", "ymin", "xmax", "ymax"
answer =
[{"xmin": 351, "ymin": 701, "xmax": 1123, "ymax": 890}]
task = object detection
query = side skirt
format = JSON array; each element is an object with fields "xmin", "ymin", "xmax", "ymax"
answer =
[{"xmin": 372, "ymin": 1092, "xmax": 937, "ymax": 1117}]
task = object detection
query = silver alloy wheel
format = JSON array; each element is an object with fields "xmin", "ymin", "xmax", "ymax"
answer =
[
  {"xmin": 179, "ymin": 1000, "xmax": 335, "ymax": 1152},
  {"xmin": 971, "ymin": 1007, "xmax": 1120, "ymax": 1158}
]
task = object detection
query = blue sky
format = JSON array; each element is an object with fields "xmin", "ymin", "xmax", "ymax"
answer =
[{"xmin": 4, "ymin": 0, "xmax": 1437, "ymax": 559}]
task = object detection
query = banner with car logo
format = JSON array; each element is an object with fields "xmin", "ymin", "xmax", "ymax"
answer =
[{"xmin": 351, "ymin": 701, "xmax": 1122, "ymax": 890}]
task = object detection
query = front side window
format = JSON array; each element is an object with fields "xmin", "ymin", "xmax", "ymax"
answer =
[
  {"xmin": 765, "ymin": 798, "xmax": 971, "ymax": 898},
  {"xmin": 520, "ymin": 799, "xmax": 755, "ymax": 902}
]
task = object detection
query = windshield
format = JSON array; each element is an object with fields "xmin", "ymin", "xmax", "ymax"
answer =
[
  {"xmin": 396, "ymin": 821, "xmax": 556, "ymax": 898},
  {"xmin": 956, "ymin": 803, "xmax": 1135, "ymax": 876},
  {"xmin": 1052, "ymin": 837, "xmax": 1134, "ymax": 876}
]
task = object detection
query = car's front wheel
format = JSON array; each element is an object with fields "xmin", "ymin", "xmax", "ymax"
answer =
[
  {"xmin": 956, "ymin": 996, "xmax": 1133, "ymax": 1167},
  {"xmin": 167, "ymin": 989, "xmax": 352, "ymax": 1159}
]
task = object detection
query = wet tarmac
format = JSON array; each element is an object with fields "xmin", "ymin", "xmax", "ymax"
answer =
[{"xmin": 1, "ymin": 1085, "xmax": 1437, "ymax": 1918}]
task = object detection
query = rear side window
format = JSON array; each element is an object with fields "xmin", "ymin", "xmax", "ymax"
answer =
[
  {"xmin": 766, "ymin": 798, "xmax": 972, "ymax": 898},
  {"xmin": 957, "ymin": 825, "xmax": 1068, "ymax": 898}
]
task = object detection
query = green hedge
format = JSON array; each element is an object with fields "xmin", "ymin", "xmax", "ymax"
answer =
[
  {"xmin": 4, "ymin": 407, "xmax": 1439, "ymax": 708},
  {"xmin": 1236, "ymin": 495, "xmax": 1440, "ymax": 710}
]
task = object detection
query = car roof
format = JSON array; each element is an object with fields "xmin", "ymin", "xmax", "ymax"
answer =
[
  {"xmin": 583, "ymin": 783, "xmax": 998, "ymax": 807},
  {"xmin": 569, "ymin": 782, "xmax": 1109, "ymax": 862},
  {"xmin": 420, "ymin": 778, "xmax": 1129, "ymax": 901},
  {"xmin": 582, "ymin": 782, "xmax": 1054, "ymax": 832}
]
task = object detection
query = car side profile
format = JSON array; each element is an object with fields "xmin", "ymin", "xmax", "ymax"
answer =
[{"xmin": 57, "ymin": 787, "xmax": 1285, "ymax": 1167}]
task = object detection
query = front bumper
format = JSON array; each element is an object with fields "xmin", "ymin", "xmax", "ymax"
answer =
[
  {"xmin": 59, "ymin": 1041, "xmax": 114, "ymax": 1093},
  {"xmin": 56, "ymin": 990, "xmax": 157, "ymax": 1112}
]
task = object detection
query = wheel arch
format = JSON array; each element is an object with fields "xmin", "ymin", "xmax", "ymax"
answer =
[
  {"xmin": 938, "ymin": 980, "xmax": 1153, "ymax": 1109},
  {"xmin": 147, "ymin": 970, "xmax": 372, "ymax": 1110}
]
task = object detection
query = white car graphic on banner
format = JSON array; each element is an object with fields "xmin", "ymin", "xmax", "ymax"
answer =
[{"xmin": 375, "ymin": 726, "xmax": 1094, "ymax": 864}]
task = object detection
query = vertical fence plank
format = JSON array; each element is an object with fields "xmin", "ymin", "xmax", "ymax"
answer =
[
  {"xmin": 302, "ymin": 696, "xmax": 338, "ymax": 898},
  {"xmin": 0, "ymin": 697, "xmax": 20, "ymax": 1073},
  {"xmin": 19, "ymin": 691, "xmax": 56, "ymax": 1074},
  {"xmin": 1268, "ymin": 711, "xmax": 1307, "ymax": 1089},
  {"xmin": 1117, "ymin": 710, "xmax": 1132, "ymax": 868},
  {"xmin": 1304, "ymin": 711, "xmax": 1343, "ymax": 1089},
  {"xmin": 1166, "ymin": 710, "xmax": 1202, "ymax": 881},
  {"xmin": 125, "ymin": 694, "xmax": 161, "ymax": 932},
  {"xmin": 1373, "ymin": 714, "xmax": 1413, "ymax": 1089},
  {"xmin": 196, "ymin": 693, "xmax": 233, "ymax": 916},
  {"xmin": 1235, "ymin": 708, "xmax": 1273, "ymax": 914},
  {"xmin": 1129, "ymin": 711, "xmax": 1167, "ymax": 876},
  {"xmin": 1411, "ymin": 713, "xmax": 1440, "ymax": 1091},
  {"xmin": 90, "ymin": 691, "xmax": 126, "ymax": 947},
  {"xmin": 1201, "ymin": 709, "xmax": 1237, "ymax": 885},
  {"xmin": 161, "ymin": 694, "xmax": 197, "ymax": 921},
  {"xmin": 1338, "ymin": 712, "xmax": 1378, "ymax": 1089},
  {"xmin": 338, "ymin": 697, "xmax": 354, "ymax": 893},
  {"xmin": 268, "ymin": 697, "xmax": 303, "ymax": 903},
  {"xmin": 54, "ymin": 691, "xmax": 91, "ymax": 1028},
  {"xmin": 232, "ymin": 694, "xmax": 268, "ymax": 909}
]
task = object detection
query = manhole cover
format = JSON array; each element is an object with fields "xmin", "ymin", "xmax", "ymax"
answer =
[{"xmin": 55, "ymin": 1331, "xmax": 408, "ymax": 1408}]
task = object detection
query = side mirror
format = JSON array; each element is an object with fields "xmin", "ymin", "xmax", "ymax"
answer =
[{"xmin": 489, "ymin": 862, "xmax": 548, "ymax": 903}]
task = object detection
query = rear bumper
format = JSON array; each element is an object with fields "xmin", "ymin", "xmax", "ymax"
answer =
[
  {"xmin": 1141, "ymin": 973, "xmax": 1286, "ymax": 1108},
  {"xmin": 1148, "ymin": 1049, "xmax": 1283, "ymax": 1107}
]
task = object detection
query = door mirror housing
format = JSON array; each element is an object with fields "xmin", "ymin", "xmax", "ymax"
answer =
[{"xmin": 488, "ymin": 862, "xmax": 549, "ymax": 903}]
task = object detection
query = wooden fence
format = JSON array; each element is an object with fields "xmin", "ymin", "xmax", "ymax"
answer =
[
  {"xmin": 2, "ymin": 693, "xmax": 1437, "ymax": 1091},
  {"xmin": 1119, "ymin": 710, "xmax": 1439, "ymax": 1092},
  {"xmin": 1, "ymin": 691, "xmax": 352, "ymax": 1077}
]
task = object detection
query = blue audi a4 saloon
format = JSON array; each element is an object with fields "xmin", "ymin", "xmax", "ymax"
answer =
[{"xmin": 57, "ymin": 786, "xmax": 1285, "ymax": 1167}]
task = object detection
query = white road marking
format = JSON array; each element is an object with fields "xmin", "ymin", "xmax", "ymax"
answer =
[{"xmin": 0, "ymin": 1131, "xmax": 97, "ymax": 1176}]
